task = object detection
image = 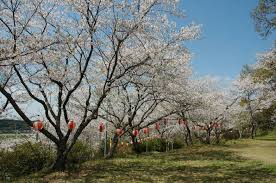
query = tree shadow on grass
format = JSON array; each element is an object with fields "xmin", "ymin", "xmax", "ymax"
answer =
[
  {"xmin": 168, "ymin": 150, "xmax": 245, "ymax": 162},
  {"xmin": 255, "ymin": 138, "xmax": 276, "ymax": 141},
  {"xmin": 22, "ymin": 147, "xmax": 276, "ymax": 183},
  {"xmin": 80, "ymin": 161, "xmax": 276, "ymax": 183},
  {"xmin": 78, "ymin": 148, "xmax": 276, "ymax": 183}
]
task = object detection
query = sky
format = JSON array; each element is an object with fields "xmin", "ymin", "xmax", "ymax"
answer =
[{"xmin": 179, "ymin": 0, "xmax": 276, "ymax": 83}]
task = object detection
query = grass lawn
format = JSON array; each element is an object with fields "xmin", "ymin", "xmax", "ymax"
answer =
[{"xmin": 16, "ymin": 138, "xmax": 276, "ymax": 183}]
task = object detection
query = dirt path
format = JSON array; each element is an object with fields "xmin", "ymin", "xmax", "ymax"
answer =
[{"xmin": 230, "ymin": 139, "xmax": 276, "ymax": 165}]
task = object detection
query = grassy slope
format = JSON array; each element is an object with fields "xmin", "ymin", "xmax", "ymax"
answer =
[{"xmin": 18, "ymin": 139, "xmax": 276, "ymax": 183}]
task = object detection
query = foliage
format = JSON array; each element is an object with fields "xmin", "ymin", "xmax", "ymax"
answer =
[
  {"xmin": 0, "ymin": 142, "xmax": 54, "ymax": 179},
  {"xmin": 239, "ymin": 98, "xmax": 248, "ymax": 107},
  {"xmin": 67, "ymin": 140, "xmax": 95, "ymax": 169},
  {"xmin": 252, "ymin": 68, "xmax": 274, "ymax": 83},
  {"xmin": 254, "ymin": 101, "xmax": 276, "ymax": 131},
  {"xmin": 251, "ymin": 0, "xmax": 276, "ymax": 37},
  {"xmin": 222, "ymin": 130, "xmax": 240, "ymax": 140},
  {"xmin": 97, "ymin": 138, "xmax": 112, "ymax": 158},
  {"xmin": 233, "ymin": 46, "xmax": 276, "ymax": 138},
  {"xmin": 134, "ymin": 138, "xmax": 184, "ymax": 153}
]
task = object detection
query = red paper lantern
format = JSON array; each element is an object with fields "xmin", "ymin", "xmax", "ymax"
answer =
[
  {"xmin": 68, "ymin": 120, "xmax": 76, "ymax": 130},
  {"xmin": 116, "ymin": 128, "xmax": 123, "ymax": 136},
  {"xmin": 143, "ymin": 128, "xmax": 149, "ymax": 134},
  {"xmin": 98, "ymin": 122, "xmax": 105, "ymax": 132},
  {"xmin": 155, "ymin": 123, "xmax": 160, "ymax": 130},
  {"xmin": 178, "ymin": 120, "xmax": 188, "ymax": 126},
  {"xmin": 184, "ymin": 120, "xmax": 188, "ymax": 125},
  {"xmin": 132, "ymin": 129, "xmax": 139, "ymax": 136},
  {"xmin": 33, "ymin": 120, "xmax": 43, "ymax": 131}
]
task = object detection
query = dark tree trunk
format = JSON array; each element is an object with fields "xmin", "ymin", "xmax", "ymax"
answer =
[
  {"xmin": 51, "ymin": 142, "xmax": 68, "ymax": 171},
  {"xmin": 105, "ymin": 134, "xmax": 119, "ymax": 159},
  {"xmin": 184, "ymin": 133, "xmax": 189, "ymax": 146},
  {"xmin": 206, "ymin": 129, "xmax": 211, "ymax": 144},
  {"xmin": 186, "ymin": 125, "xmax": 193, "ymax": 145},
  {"xmin": 215, "ymin": 130, "xmax": 220, "ymax": 144},
  {"xmin": 251, "ymin": 123, "xmax": 256, "ymax": 139}
]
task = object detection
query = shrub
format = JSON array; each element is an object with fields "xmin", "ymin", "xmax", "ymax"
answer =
[
  {"xmin": 222, "ymin": 130, "xmax": 240, "ymax": 140},
  {"xmin": 67, "ymin": 140, "xmax": 94, "ymax": 169},
  {"xmin": 97, "ymin": 138, "xmax": 110, "ymax": 157},
  {"xmin": 0, "ymin": 142, "xmax": 54, "ymax": 180},
  {"xmin": 134, "ymin": 138, "xmax": 184, "ymax": 153},
  {"xmin": 172, "ymin": 138, "xmax": 185, "ymax": 149},
  {"xmin": 147, "ymin": 138, "xmax": 167, "ymax": 152}
]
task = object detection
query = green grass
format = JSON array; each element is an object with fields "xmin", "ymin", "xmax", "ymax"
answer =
[
  {"xmin": 16, "ymin": 141, "xmax": 276, "ymax": 183},
  {"xmin": 228, "ymin": 138, "xmax": 276, "ymax": 165}
]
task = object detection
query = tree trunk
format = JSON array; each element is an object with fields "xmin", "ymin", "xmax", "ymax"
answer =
[
  {"xmin": 215, "ymin": 130, "xmax": 220, "ymax": 144},
  {"xmin": 105, "ymin": 134, "xmax": 119, "ymax": 159},
  {"xmin": 51, "ymin": 142, "xmax": 68, "ymax": 171},
  {"xmin": 184, "ymin": 133, "xmax": 189, "ymax": 146},
  {"xmin": 186, "ymin": 125, "xmax": 193, "ymax": 145},
  {"xmin": 251, "ymin": 123, "xmax": 256, "ymax": 139},
  {"xmin": 206, "ymin": 129, "xmax": 211, "ymax": 144},
  {"xmin": 238, "ymin": 130, "xmax": 242, "ymax": 139}
]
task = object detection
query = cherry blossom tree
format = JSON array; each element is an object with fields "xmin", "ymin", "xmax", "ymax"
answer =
[
  {"xmin": 98, "ymin": 58, "xmax": 191, "ymax": 156},
  {"xmin": 0, "ymin": 0, "xmax": 200, "ymax": 170},
  {"xmin": 234, "ymin": 48, "xmax": 276, "ymax": 138},
  {"xmin": 179, "ymin": 77, "xmax": 233, "ymax": 144},
  {"xmin": 99, "ymin": 82, "xmax": 174, "ymax": 157},
  {"xmin": 254, "ymin": 47, "xmax": 276, "ymax": 127}
]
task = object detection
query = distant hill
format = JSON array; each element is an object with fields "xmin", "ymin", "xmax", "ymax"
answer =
[{"xmin": 0, "ymin": 119, "xmax": 31, "ymax": 133}]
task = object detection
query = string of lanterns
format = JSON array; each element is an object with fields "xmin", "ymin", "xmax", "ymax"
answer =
[
  {"xmin": 96, "ymin": 119, "xmax": 222, "ymax": 135},
  {"xmin": 32, "ymin": 118, "xmax": 221, "ymax": 142},
  {"xmin": 96, "ymin": 119, "xmax": 223, "ymax": 147},
  {"xmin": 32, "ymin": 120, "xmax": 77, "ymax": 132}
]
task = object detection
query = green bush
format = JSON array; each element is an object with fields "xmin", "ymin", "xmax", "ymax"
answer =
[
  {"xmin": 135, "ymin": 138, "xmax": 184, "ymax": 153},
  {"xmin": 97, "ymin": 138, "xmax": 110, "ymax": 157},
  {"xmin": 147, "ymin": 138, "xmax": 167, "ymax": 152},
  {"xmin": 222, "ymin": 130, "xmax": 240, "ymax": 140},
  {"xmin": 0, "ymin": 142, "xmax": 54, "ymax": 180},
  {"xmin": 67, "ymin": 140, "xmax": 94, "ymax": 168},
  {"xmin": 172, "ymin": 138, "xmax": 184, "ymax": 149},
  {"xmin": 0, "ymin": 140, "xmax": 96, "ymax": 180}
]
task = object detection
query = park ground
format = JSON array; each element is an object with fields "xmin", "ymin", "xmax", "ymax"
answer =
[{"xmin": 17, "ymin": 136, "xmax": 276, "ymax": 183}]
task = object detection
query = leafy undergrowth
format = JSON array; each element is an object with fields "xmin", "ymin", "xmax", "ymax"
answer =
[{"xmin": 16, "ymin": 143, "xmax": 276, "ymax": 183}]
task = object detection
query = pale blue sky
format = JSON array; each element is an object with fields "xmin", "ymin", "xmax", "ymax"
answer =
[{"xmin": 180, "ymin": 0, "xmax": 275, "ymax": 81}]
